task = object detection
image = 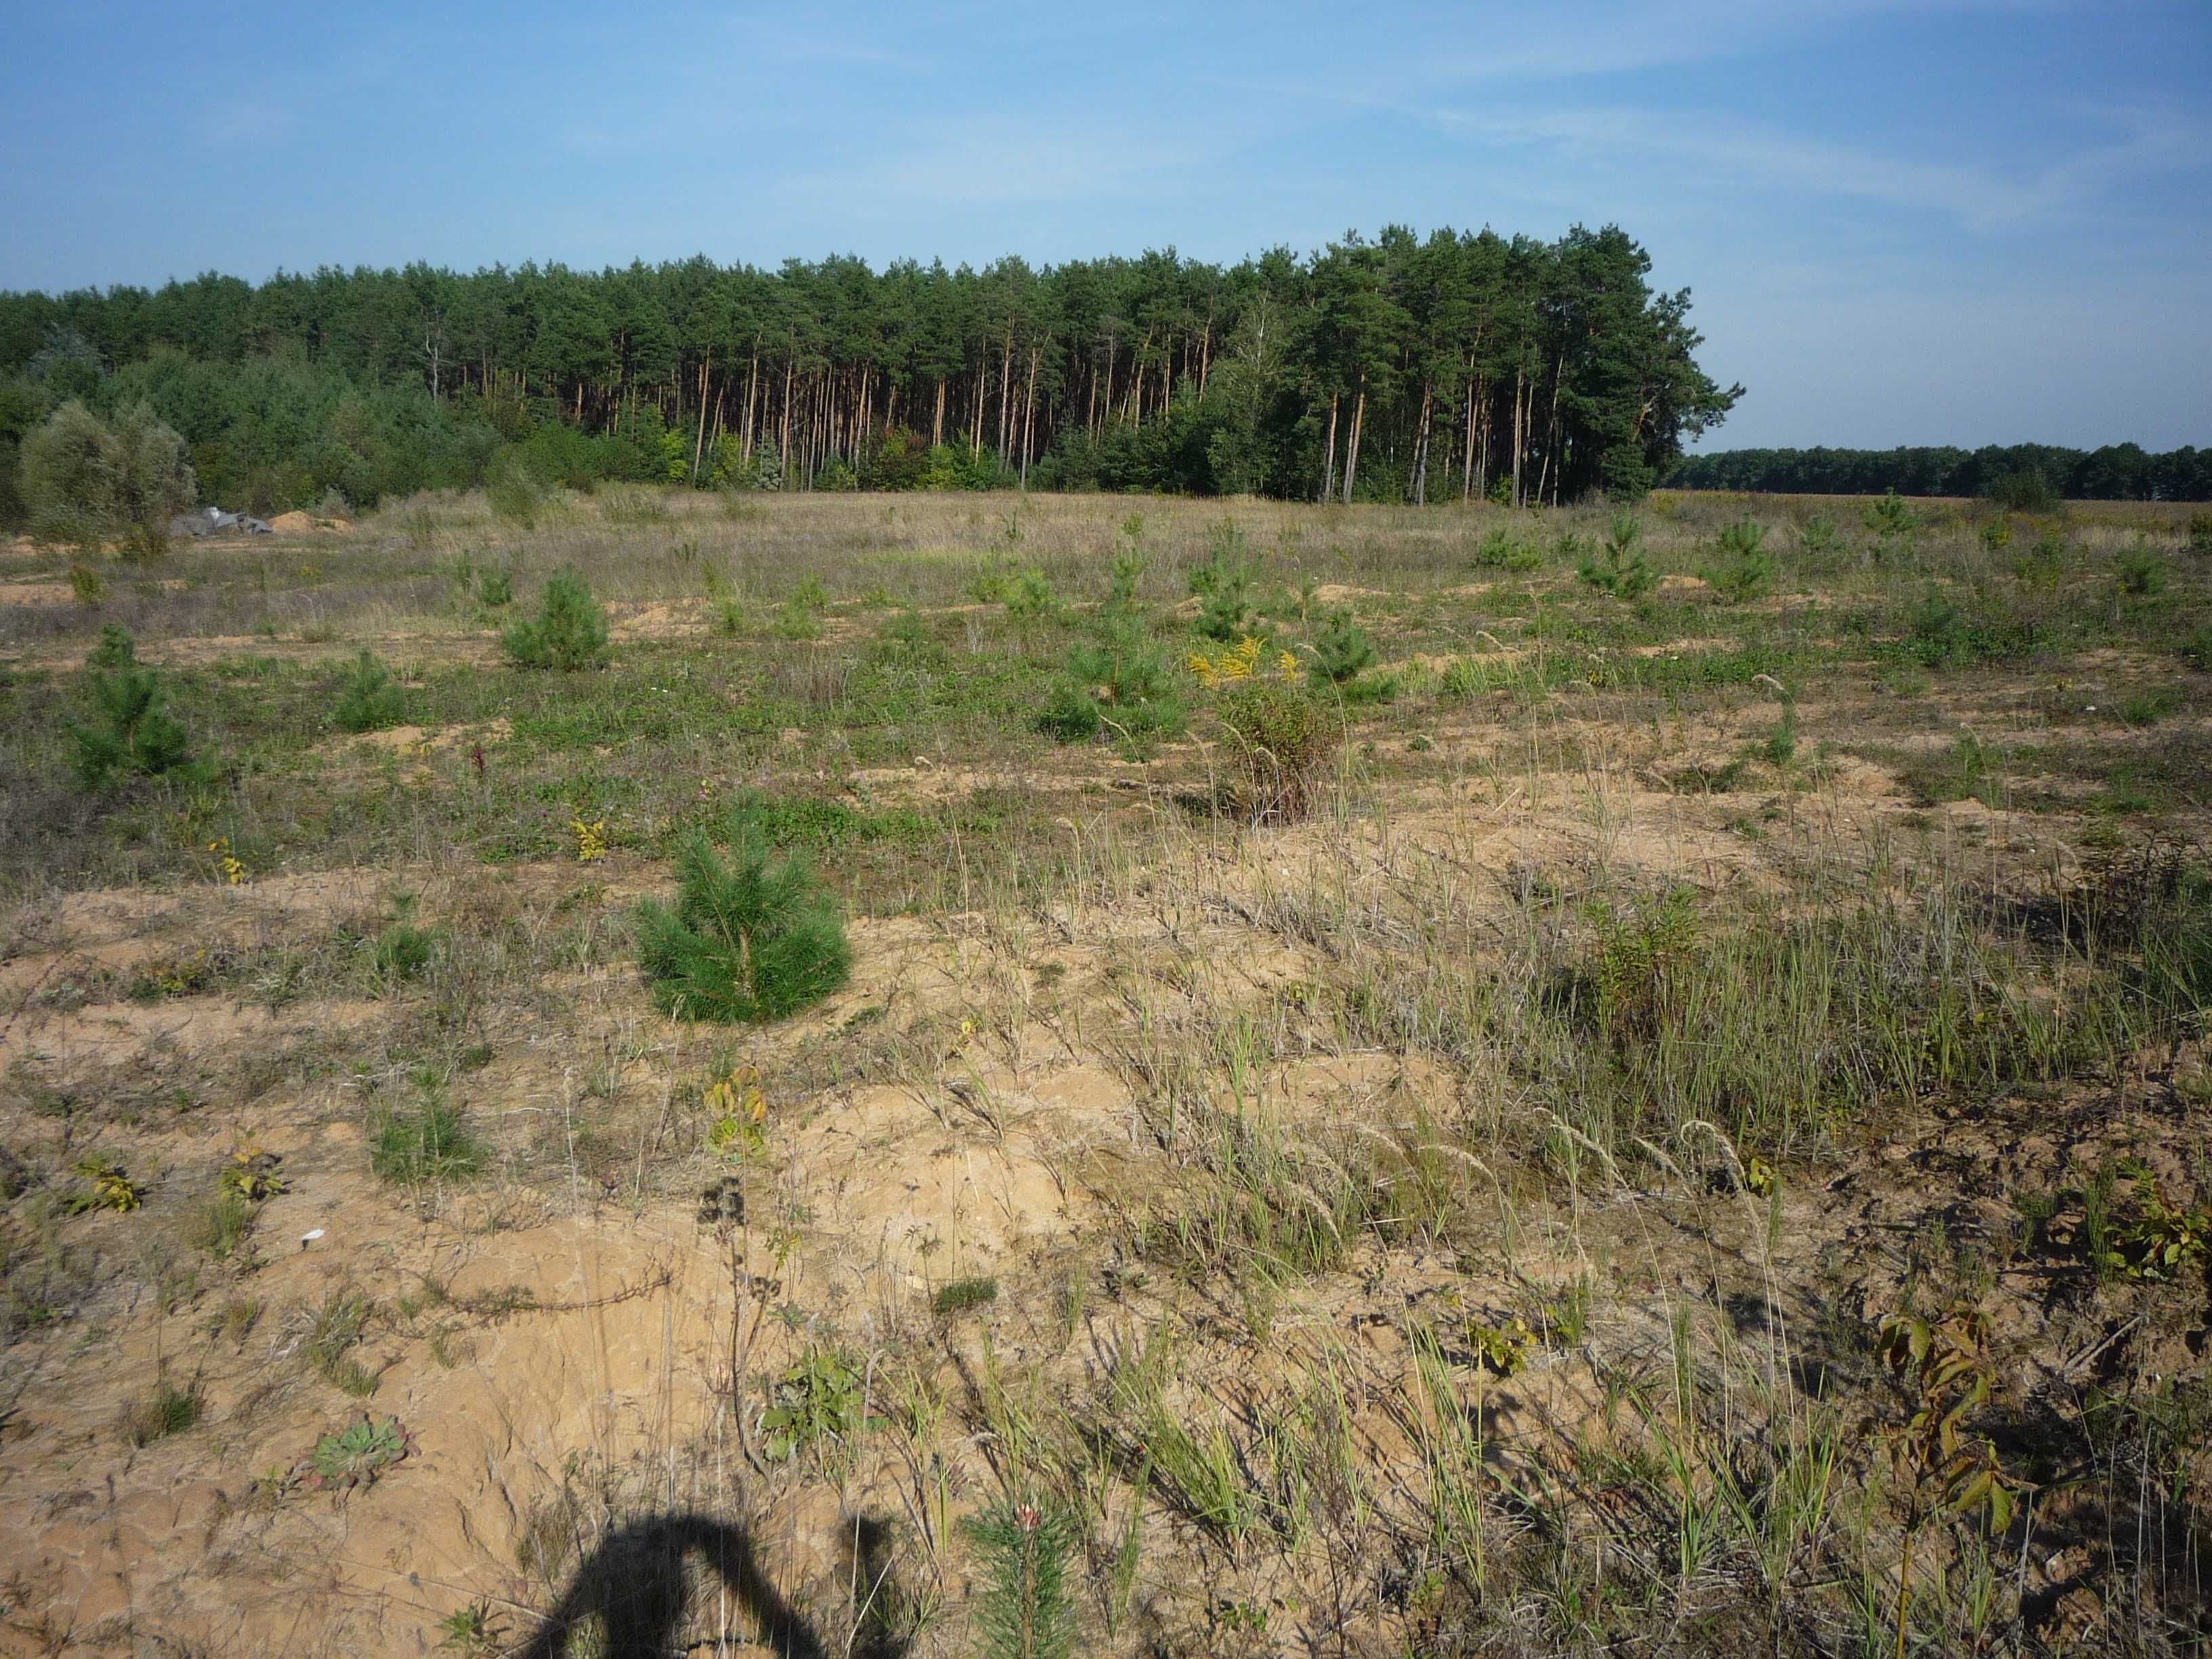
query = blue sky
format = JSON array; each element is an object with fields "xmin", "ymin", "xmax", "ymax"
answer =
[{"xmin": 3, "ymin": 0, "xmax": 2207, "ymax": 449}]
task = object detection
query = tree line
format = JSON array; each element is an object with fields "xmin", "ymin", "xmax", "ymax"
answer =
[
  {"xmin": 1664, "ymin": 443, "xmax": 2209, "ymax": 504},
  {"xmin": 0, "ymin": 225, "xmax": 1740, "ymax": 520}
]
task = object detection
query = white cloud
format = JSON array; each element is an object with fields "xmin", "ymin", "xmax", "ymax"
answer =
[{"xmin": 1418, "ymin": 100, "xmax": 2203, "ymax": 232}]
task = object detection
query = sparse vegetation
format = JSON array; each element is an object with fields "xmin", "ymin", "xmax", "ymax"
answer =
[{"xmin": 1, "ymin": 486, "xmax": 2209, "ymax": 1657}]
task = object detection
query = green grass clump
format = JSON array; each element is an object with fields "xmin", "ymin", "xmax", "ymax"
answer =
[
  {"xmin": 502, "ymin": 571, "xmax": 609, "ymax": 670},
  {"xmin": 636, "ymin": 822, "xmax": 851, "ymax": 1023},
  {"xmin": 331, "ymin": 649, "xmax": 407, "ymax": 734},
  {"xmin": 370, "ymin": 1102, "xmax": 485, "ymax": 1185},
  {"xmin": 120, "ymin": 1378, "xmax": 203, "ymax": 1447},
  {"xmin": 932, "ymin": 1275, "xmax": 1000, "ymax": 1316},
  {"xmin": 371, "ymin": 893, "xmax": 441, "ymax": 990},
  {"xmin": 184, "ymin": 1190, "xmax": 258, "ymax": 1260}
]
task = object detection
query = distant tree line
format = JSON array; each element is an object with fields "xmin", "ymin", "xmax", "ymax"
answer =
[
  {"xmin": 1663, "ymin": 443, "xmax": 2209, "ymax": 503},
  {"xmin": 0, "ymin": 225, "xmax": 1740, "ymax": 521}
]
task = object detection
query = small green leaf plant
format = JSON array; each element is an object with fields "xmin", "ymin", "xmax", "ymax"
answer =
[
  {"xmin": 636, "ymin": 818, "xmax": 852, "ymax": 1023},
  {"xmin": 304, "ymin": 1414, "xmax": 411, "ymax": 1492},
  {"xmin": 69, "ymin": 1153, "xmax": 146, "ymax": 1213},
  {"xmin": 761, "ymin": 1345, "xmax": 882, "ymax": 1462},
  {"xmin": 1878, "ymin": 1305, "xmax": 2026, "ymax": 1643},
  {"xmin": 501, "ymin": 570, "xmax": 609, "ymax": 670}
]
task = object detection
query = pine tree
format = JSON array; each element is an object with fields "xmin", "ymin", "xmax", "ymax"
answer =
[
  {"xmin": 68, "ymin": 630, "xmax": 195, "ymax": 787},
  {"xmin": 635, "ymin": 824, "xmax": 851, "ymax": 1023}
]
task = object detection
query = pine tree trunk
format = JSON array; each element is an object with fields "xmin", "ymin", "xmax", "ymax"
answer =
[
  {"xmin": 1462, "ymin": 376, "xmax": 1477, "ymax": 501},
  {"xmin": 690, "ymin": 353, "xmax": 712, "ymax": 484},
  {"xmin": 1412, "ymin": 383, "xmax": 1433, "ymax": 506},
  {"xmin": 1343, "ymin": 381, "xmax": 1366, "ymax": 505},
  {"xmin": 1020, "ymin": 348, "xmax": 1040, "ymax": 485},
  {"xmin": 1322, "ymin": 394, "xmax": 1339, "ymax": 502},
  {"xmin": 1511, "ymin": 365, "xmax": 1525, "ymax": 507}
]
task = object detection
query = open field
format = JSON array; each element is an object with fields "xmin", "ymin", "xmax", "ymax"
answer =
[{"xmin": 1, "ymin": 487, "xmax": 2209, "ymax": 1657}]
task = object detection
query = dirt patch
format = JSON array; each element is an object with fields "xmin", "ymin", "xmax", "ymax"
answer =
[{"xmin": 266, "ymin": 512, "xmax": 353, "ymax": 535}]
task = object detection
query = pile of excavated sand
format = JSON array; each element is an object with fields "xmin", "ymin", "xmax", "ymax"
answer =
[{"xmin": 266, "ymin": 511, "xmax": 352, "ymax": 534}]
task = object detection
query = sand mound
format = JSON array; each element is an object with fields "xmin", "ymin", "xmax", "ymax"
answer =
[{"xmin": 268, "ymin": 510, "xmax": 352, "ymax": 534}]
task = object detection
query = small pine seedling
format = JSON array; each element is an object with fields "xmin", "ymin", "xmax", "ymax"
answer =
[
  {"xmin": 502, "ymin": 571, "xmax": 609, "ymax": 670},
  {"xmin": 332, "ymin": 649, "xmax": 407, "ymax": 734},
  {"xmin": 962, "ymin": 1496, "xmax": 1078, "ymax": 1659},
  {"xmin": 1308, "ymin": 609, "xmax": 1377, "ymax": 685},
  {"xmin": 636, "ymin": 822, "xmax": 852, "ymax": 1022},
  {"xmin": 68, "ymin": 627, "xmax": 196, "ymax": 787}
]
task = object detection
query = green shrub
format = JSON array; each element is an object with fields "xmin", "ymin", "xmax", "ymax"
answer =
[
  {"xmin": 1797, "ymin": 514, "xmax": 1843, "ymax": 559},
  {"xmin": 68, "ymin": 630, "xmax": 196, "ymax": 788},
  {"xmin": 476, "ymin": 568, "xmax": 514, "ymax": 607},
  {"xmin": 636, "ymin": 824, "xmax": 852, "ymax": 1023},
  {"xmin": 2116, "ymin": 547, "xmax": 2166, "ymax": 598},
  {"xmin": 1002, "ymin": 565, "xmax": 1064, "ymax": 623},
  {"xmin": 21, "ymin": 399, "xmax": 195, "ymax": 559},
  {"xmin": 503, "ymin": 571, "xmax": 609, "ymax": 670},
  {"xmin": 1862, "ymin": 490, "xmax": 1921, "ymax": 537},
  {"xmin": 371, "ymin": 1102, "xmax": 484, "ymax": 1185},
  {"xmin": 1986, "ymin": 470, "xmax": 2059, "ymax": 513},
  {"xmin": 1701, "ymin": 518, "xmax": 1775, "ymax": 603},
  {"xmin": 485, "ymin": 453, "xmax": 546, "ymax": 526},
  {"xmin": 1187, "ymin": 547, "xmax": 1256, "ymax": 642},
  {"xmin": 2189, "ymin": 512, "xmax": 2212, "ymax": 557},
  {"xmin": 1904, "ymin": 588, "xmax": 2045, "ymax": 669},
  {"xmin": 1216, "ymin": 676, "xmax": 1330, "ymax": 823},
  {"xmin": 332, "ymin": 650, "xmax": 407, "ymax": 734},
  {"xmin": 1037, "ymin": 680, "xmax": 1103, "ymax": 743}
]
